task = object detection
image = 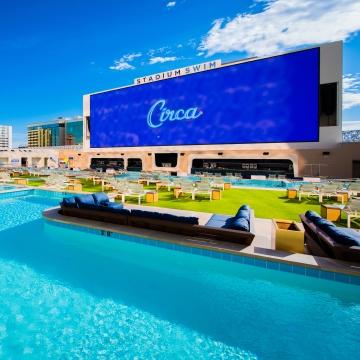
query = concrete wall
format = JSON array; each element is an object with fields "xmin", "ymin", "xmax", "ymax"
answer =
[{"xmin": 57, "ymin": 141, "xmax": 360, "ymax": 178}]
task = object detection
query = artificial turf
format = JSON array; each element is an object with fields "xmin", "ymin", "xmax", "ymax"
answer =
[
  {"xmin": 24, "ymin": 177, "xmax": 357, "ymax": 227},
  {"xmin": 142, "ymin": 188, "xmax": 320, "ymax": 220},
  {"xmin": 139, "ymin": 187, "xmax": 356, "ymax": 226}
]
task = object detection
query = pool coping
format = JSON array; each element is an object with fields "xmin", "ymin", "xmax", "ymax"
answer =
[{"xmin": 43, "ymin": 207, "xmax": 360, "ymax": 285}]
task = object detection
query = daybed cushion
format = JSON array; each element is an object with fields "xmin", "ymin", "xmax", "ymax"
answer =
[
  {"xmin": 235, "ymin": 205, "xmax": 250, "ymax": 221},
  {"xmin": 305, "ymin": 210, "xmax": 322, "ymax": 222},
  {"xmin": 305, "ymin": 210, "xmax": 360, "ymax": 247},
  {"xmin": 223, "ymin": 217, "xmax": 250, "ymax": 232},
  {"xmin": 101, "ymin": 204, "xmax": 130, "ymax": 215},
  {"xmin": 74, "ymin": 194, "xmax": 97, "ymax": 210},
  {"xmin": 131, "ymin": 209, "xmax": 199, "ymax": 225},
  {"xmin": 61, "ymin": 197, "xmax": 77, "ymax": 208},
  {"xmin": 103, "ymin": 202, "xmax": 123, "ymax": 209},
  {"xmin": 321, "ymin": 226, "xmax": 360, "ymax": 247},
  {"xmin": 206, "ymin": 214, "xmax": 232, "ymax": 228},
  {"xmin": 92, "ymin": 192, "xmax": 110, "ymax": 205}
]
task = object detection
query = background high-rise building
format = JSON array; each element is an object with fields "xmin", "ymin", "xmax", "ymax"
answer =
[
  {"xmin": 0, "ymin": 125, "xmax": 12, "ymax": 149},
  {"xmin": 27, "ymin": 117, "xmax": 83, "ymax": 147}
]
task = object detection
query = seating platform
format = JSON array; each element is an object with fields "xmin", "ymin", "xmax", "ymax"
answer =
[{"xmin": 58, "ymin": 192, "xmax": 256, "ymax": 245}]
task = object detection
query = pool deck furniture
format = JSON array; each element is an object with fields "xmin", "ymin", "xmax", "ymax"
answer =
[
  {"xmin": 44, "ymin": 206, "xmax": 360, "ymax": 277},
  {"xmin": 0, "ymin": 172, "xmax": 13, "ymax": 183},
  {"xmin": 66, "ymin": 183, "xmax": 83, "ymax": 192},
  {"xmin": 319, "ymin": 184, "xmax": 345, "ymax": 204},
  {"xmin": 13, "ymin": 178, "xmax": 29, "ymax": 185},
  {"xmin": 211, "ymin": 189, "xmax": 221, "ymax": 200},
  {"xmin": 320, "ymin": 204, "xmax": 343, "ymax": 222},
  {"xmin": 194, "ymin": 182, "xmax": 212, "ymax": 201},
  {"xmin": 348, "ymin": 183, "xmax": 360, "ymax": 197},
  {"xmin": 59, "ymin": 193, "xmax": 255, "ymax": 245},
  {"xmin": 336, "ymin": 191, "xmax": 349, "ymax": 203},
  {"xmin": 287, "ymin": 188, "xmax": 298, "ymax": 199},
  {"xmin": 342, "ymin": 198, "xmax": 360, "ymax": 228},
  {"xmin": 298, "ymin": 184, "xmax": 320, "ymax": 202},
  {"xmin": 179, "ymin": 183, "xmax": 196, "ymax": 200},
  {"xmin": 300, "ymin": 211, "xmax": 360, "ymax": 262},
  {"xmin": 173, "ymin": 187, "xmax": 182, "ymax": 199},
  {"xmin": 145, "ymin": 191, "xmax": 159, "ymax": 203},
  {"xmin": 272, "ymin": 219, "xmax": 304, "ymax": 253}
]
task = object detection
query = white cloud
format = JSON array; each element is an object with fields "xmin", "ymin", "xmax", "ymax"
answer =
[
  {"xmin": 343, "ymin": 73, "xmax": 360, "ymax": 110},
  {"xmin": 109, "ymin": 60, "xmax": 134, "ymax": 71},
  {"xmin": 149, "ymin": 56, "xmax": 178, "ymax": 64},
  {"xmin": 109, "ymin": 52, "xmax": 142, "ymax": 71},
  {"xmin": 199, "ymin": 0, "xmax": 360, "ymax": 57},
  {"xmin": 343, "ymin": 121, "xmax": 360, "ymax": 131},
  {"xmin": 166, "ymin": 1, "xmax": 176, "ymax": 8},
  {"xmin": 122, "ymin": 52, "xmax": 142, "ymax": 61}
]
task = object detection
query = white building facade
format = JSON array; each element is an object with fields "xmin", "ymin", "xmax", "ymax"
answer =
[{"xmin": 0, "ymin": 125, "xmax": 12, "ymax": 149}]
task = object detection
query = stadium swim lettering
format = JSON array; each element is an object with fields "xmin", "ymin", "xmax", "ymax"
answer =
[{"xmin": 147, "ymin": 99, "xmax": 203, "ymax": 128}]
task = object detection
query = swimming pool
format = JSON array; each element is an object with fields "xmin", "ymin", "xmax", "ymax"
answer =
[
  {"xmin": 0, "ymin": 185, "xmax": 17, "ymax": 192},
  {"xmin": 0, "ymin": 190, "xmax": 359, "ymax": 359},
  {"xmin": 117, "ymin": 173, "xmax": 303, "ymax": 189}
]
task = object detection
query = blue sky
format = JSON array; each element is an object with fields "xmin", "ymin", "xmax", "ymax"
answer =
[{"xmin": 1, "ymin": 0, "xmax": 360, "ymax": 146}]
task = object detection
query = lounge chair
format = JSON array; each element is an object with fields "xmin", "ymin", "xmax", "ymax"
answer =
[
  {"xmin": 298, "ymin": 184, "xmax": 320, "ymax": 202},
  {"xmin": 348, "ymin": 183, "xmax": 360, "ymax": 197},
  {"xmin": 0, "ymin": 172, "xmax": 13, "ymax": 184},
  {"xmin": 121, "ymin": 183, "xmax": 146, "ymax": 204},
  {"xmin": 343, "ymin": 198, "xmax": 360, "ymax": 228},
  {"xmin": 211, "ymin": 178, "xmax": 225, "ymax": 190},
  {"xmin": 319, "ymin": 184, "xmax": 342, "ymax": 203},
  {"xmin": 179, "ymin": 182, "xmax": 196, "ymax": 200},
  {"xmin": 156, "ymin": 177, "xmax": 174, "ymax": 191},
  {"xmin": 194, "ymin": 182, "xmax": 212, "ymax": 201}
]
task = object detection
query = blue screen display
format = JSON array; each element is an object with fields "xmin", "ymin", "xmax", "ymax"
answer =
[{"xmin": 90, "ymin": 48, "xmax": 319, "ymax": 148}]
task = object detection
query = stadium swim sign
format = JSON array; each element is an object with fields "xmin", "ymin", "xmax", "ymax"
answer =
[
  {"xmin": 134, "ymin": 60, "xmax": 221, "ymax": 85},
  {"xmin": 137, "ymin": 60, "xmax": 220, "ymax": 128}
]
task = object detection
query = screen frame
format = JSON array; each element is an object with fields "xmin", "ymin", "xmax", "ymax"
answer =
[{"xmin": 89, "ymin": 47, "xmax": 320, "ymax": 148}]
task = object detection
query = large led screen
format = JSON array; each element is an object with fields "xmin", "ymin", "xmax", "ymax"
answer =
[{"xmin": 90, "ymin": 48, "xmax": 319, "ymax": 148}]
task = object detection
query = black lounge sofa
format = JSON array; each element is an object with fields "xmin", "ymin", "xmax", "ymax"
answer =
[
  {"xmin": 59, "ymin": 193, "xmax": 255, "ymax": 245},
  {"xmin": 300, "ymin": 210, "xmax": 360, "ymax": 262}
]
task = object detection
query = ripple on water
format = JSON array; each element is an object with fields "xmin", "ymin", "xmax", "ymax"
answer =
[{"xmin": 0, "ymin": 260, "xmax": 256, "ymax": 359}]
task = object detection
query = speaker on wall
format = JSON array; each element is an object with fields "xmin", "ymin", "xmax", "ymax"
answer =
[{"xmin": 320, "ymin": 83, "xmax": 337, "ymax": 126}]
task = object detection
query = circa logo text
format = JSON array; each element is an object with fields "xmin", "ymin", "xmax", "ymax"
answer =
[{"xmin": 147, "ymin": 100, "xmax": 203, "ymax": 128}]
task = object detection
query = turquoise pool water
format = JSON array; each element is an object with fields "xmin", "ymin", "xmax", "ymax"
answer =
[
  {"xmin": 117, "ymin": 173, "xmax": 303, "ymax": 189},
  {"xmin": 0, "ymin": 190, "xmax": 359, "ymax": 359},
  {"xmin": 0, "ymin": 185, "xmax": 17, "ymax": 192}
]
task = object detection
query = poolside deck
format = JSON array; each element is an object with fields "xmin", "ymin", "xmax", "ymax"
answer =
[{"xmin": 43, "ymin": 206, "xmax": 360, "ymax": 277}]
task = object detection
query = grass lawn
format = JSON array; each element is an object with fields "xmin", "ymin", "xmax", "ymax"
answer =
[
  {"xmin": 80, "ymin": 179, "xmax": 105, "ymax": 193},
  {"xmin": 73, "ymin": 180, "xmax": 358, "ymax": 227},
  {"xmin": 137, "ymin": 187, "xmax": 355, "ymax": 226},
  {"xmin": 28, "ymin": 179, "xmax": 45, "ymax": 186}
]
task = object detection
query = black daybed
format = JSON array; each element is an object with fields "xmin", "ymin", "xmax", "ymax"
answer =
[
  {"xmin": 300, "ymin": 210, "xmax": 360, "ymax": 262},
  {"xmin": 59, "ymin": 192, "xmax": 255, "ymax": 245}
]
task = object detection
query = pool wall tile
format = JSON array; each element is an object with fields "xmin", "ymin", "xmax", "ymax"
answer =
[
  {"xmin": 292, "ymin": 265, "xmax": 306, "ymax": 275},
  {"xmin": 320, "ymin": 271, "xmax": 334, "ymax": 281},
  {"xmin": 350, "ymin": 275, "xmax": 360, "ymax": 285},
  {"xmin": 305, "ymin": 268, "xmax": 320, "ymax": 278},
  {"xmin": 45, "ymin": 219, "xmax": 360, "ymax": 287},
  {"xmin": 280, "ymin": 263, "xmax": 293, "ymax": 273},
  {"xmin": 334, "ymin": 273, "xmax": 350, "ymax": 284},
  {"xmin": 243, "ymin": 257, "xmax": 254, "ymax": 265},
  {"xmin": 266, "ymin": 261, "xmax": 279, "ymax": 270},
  {"xmin": 253, "ymin": 258, "xmax": 267, "ymax": 268}
]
